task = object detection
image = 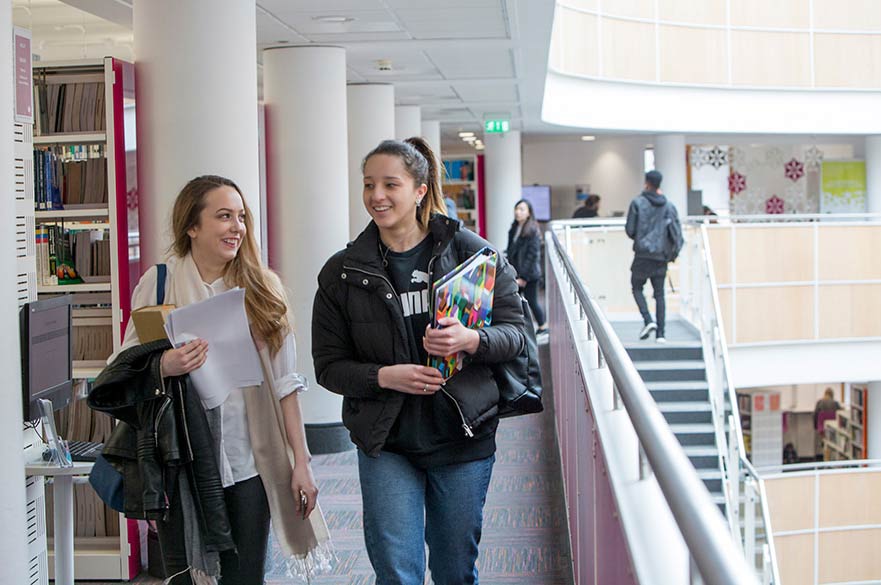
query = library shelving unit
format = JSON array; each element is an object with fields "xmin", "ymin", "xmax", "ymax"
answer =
[
  {"xmin": 823, "ymin": 386, "xmax": 868, "ymax": 461},
  {"xmin": 737, "ymin": 391, "xmax": 783, "ymax": 467},
  {"xmin": 30, "ymin": 57, "xmax": 141, "ymax": 581},
  {"xmin": 442, "ymin": 155, "xmax": 482, "ymax": 235}
]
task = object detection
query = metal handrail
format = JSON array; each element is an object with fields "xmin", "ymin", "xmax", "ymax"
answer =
[
  {"xmin": 693, "ymin": 222, "xmax": 781, "ymax": 584},
  {"xmin": 549, "ymin": 228, "xmax": 758, "ymax": 585}
]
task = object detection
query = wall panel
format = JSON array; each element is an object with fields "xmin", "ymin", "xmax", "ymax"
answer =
[
  {"xmin": 817, "ymin": 226, "xmax": 881, "ymax": 281},
  {"xmin": 659, "ymin": 26, "xmax": 727, "ymax": 84},
  {"xmin": 735, "ymin": 286, "xmax": 814, "ymax": 342},
  {"xmin": 731, "ymin": 31, "xmax": 811, "ymax": 86},
  {"xmin": 602, "ymin": 18, "xmax": 656, "ymax": 80},
  {"xmin": 814, "ymin": 34, "xmax": 881, "ymax": 89},
  {"xmin": 818, "ymin": 284, "xmax": 881, "ymax": 339},
  {"xmin": 734, "ymin": 226, "xmax": 813, "ymax": 284}
]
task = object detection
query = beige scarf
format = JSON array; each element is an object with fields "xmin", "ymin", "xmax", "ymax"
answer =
[{"xmin": 163, "ymin": 254, "xmax": 332, "ymax": 581}]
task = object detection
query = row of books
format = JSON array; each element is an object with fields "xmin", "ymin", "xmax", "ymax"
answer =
[
  {"xmin": 36, "ymin": 224, "xmax": 111, "ymax": 285},
  {"xmin": 34, "ymin": 147, "xmax": 108, "ymax": 209},
  {"xmin": 33, "ymin": 79, "xmax": 106, "ymax": 136},
  {"xmin": 73, "ymin": 324, "xmax": 114, "ymax": 362}
]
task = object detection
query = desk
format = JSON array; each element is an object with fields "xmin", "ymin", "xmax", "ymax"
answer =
[{"xmin": 25, "ymin": 461, "xmax": 94, "ymax": 585}]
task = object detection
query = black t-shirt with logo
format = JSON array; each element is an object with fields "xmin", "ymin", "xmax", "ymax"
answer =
[
  {"xmin": 381, "ymin": 234, "xmax": 495, "ymax": 468},
  {"xmin": 384, "ymin": 235, "xmax": 434, "ymax": 365}
]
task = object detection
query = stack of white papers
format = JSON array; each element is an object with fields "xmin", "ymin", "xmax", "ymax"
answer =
[{"xmin": 164, "ymin": 288, "xmax": 264, "ymax": 409}]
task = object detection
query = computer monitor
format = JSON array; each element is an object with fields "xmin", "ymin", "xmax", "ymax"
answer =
[
  {"xmin": 20, "ymin": 295, "xmax": 73, "ymax": 421},
  {"xmin": 521, "ymin": 185, "xmax": 552, "ymax": 221}
]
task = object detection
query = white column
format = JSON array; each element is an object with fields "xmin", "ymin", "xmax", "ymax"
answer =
[
  {"xmin": 134, "ymin": 0, "xmax": 261, "ymax": 267},
  {"xmin": 395, "ymin": 105, "xmax": 421, "ymax": 141},
  {"xmin": 484, "ymin": 130, "xmax": 523, "ymax": 250},
  {"xmin": 653, "ymin": 134, "xmax": 688, "ymax": 215},
  {"xmin": 263, "ymin": 47, "xmax": 348, "ymax": 439},
  {"xmin": 868, "ymin": 382, "xmax": 881, "ymax": 458},
  {"xmin": 421, "ymin": 120, "xmax": 442, "ymax": 160},
  {"xmin": 866, "ymin": 136, "xmax": 881, "ymax": 214},
  {"xmin": 0, "ymin": 3, "xmax": 30, "ymax": 582},
  {"xmin": 347, "ymin": 84, "xmax": 394, "ymax": 239}
]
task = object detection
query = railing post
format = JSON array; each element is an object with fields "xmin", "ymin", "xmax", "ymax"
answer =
[
  {"xmin": 745, "ymin": 478, "xmax": 757, "ymax": 571},
  {"xmin": 689, "ymin": 554, "xmax": 705, "ymax": 585},
  {"xmin": 612, "ymin": 380, "xmax": 621, "ymax": 410},
  {"xmin": 762, "ymin": 544, "xmax": 772, "ymax": 585},
  {"xmin": 728, "ymin": 417, "xmax": 741, "ymax": 544},
  {"xmin": 638, "ymin": 442, "xmax": 651, "ymax": 480}
]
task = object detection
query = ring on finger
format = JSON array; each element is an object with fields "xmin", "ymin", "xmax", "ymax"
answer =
[{"xmin": 422, "ymin": 384, "xmax": 429, "ymax": 393}]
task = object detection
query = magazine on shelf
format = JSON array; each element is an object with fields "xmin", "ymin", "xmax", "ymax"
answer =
[{"xmin": 428, "ymin": 246, "xmax": 497, "ymax": 379}]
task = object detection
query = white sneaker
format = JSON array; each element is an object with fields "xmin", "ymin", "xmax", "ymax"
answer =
[
  {"xmin": 639, "ymin": 322, "xmax": 657, "ymax": 339},
  {"xmin": 656, "ymin": 337, "xmax": 667, "ymax": 344}
]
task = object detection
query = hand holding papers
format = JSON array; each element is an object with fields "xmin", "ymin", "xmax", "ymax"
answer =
[
  {"xmin": 163, "ymin": 288, "xmax": 263, "ymax": 409},
  {"xmin": 428, "ymin": 247, "xmax": 497, "ymax": 379}
]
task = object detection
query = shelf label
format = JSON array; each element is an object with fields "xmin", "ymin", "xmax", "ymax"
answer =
[{"xmin": 14, "ymin": 28, "xmax": 33, "ymax": 123}]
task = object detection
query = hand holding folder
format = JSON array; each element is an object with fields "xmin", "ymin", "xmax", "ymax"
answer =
[{"xmin": 428, "ymin": 247, "xmax": 497, "ymax": 379}]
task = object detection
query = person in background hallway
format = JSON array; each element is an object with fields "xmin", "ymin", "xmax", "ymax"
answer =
[
  {"xmin": 573, "ymin": 194, "xmax": 601, "ymax": 219},
  {"xmin": 312, "ymin": 138, "xmax": 527, "ymax": 585},
  {"xmin": 110, "ymin": 175, "xmax": 330, "ymax": 584},
  {"xmin": 625, "ymin": 170, "xmax": 683, "ymax": 344},
  {"xmin": 814, "ymin": 388, "xmax": 841, "ymax": 459},
  {"xmin": 507, "ymin": 199, "xmax": 548, "ymax": 334}
]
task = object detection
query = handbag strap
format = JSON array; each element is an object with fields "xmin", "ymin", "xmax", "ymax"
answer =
[{"xmin": 156, "ymin": 263, "xmax": 167, "ymax": 305}]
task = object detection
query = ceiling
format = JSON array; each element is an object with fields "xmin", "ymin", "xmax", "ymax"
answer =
[{"xmin": 13, "ymin": 0, "xmax": 560, "ymax": 149}]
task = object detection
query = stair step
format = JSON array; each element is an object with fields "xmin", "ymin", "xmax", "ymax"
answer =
[
  {"xmin": 626, "ymin": 345, "xmax": 704, "ymax": 362},
  {"xmin": 671, "ymin": 423, "xmax": 716, "ymax": 446},
  {"xmin": 636, "ymin": 360, "xmax": 707, "ymax": 382},
  {"xmin": 683, "ymin": 445, "xmax": 720, "ymax": 468},
  {"xmin": 658, "ymin": 402, "xmax": 713, "ymax": 423}
]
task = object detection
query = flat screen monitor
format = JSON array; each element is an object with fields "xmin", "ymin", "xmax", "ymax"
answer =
[
  {"xmin": 521, "ymin": 185, "xmax": 552, "ymax": 221},
  {"xmin": 20, "ymin": 295, "xmax": 73, "ymax": 421}
]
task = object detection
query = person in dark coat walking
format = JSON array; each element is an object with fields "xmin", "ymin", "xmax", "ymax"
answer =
[
  {"xmin": 506, "ymin": 199, "xmax": 548, "ymax": 333},
  {"xmin": 625, "ymin": 170, "xmax": 683, "ymax": 343},
  {"xmin": 312, "ymin": 137, "xmax": 527, "ymax": 585}
]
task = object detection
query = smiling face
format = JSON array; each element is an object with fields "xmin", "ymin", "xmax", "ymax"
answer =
[
  {"xmin": 187, "ymin": 186, "xmax": 246, "ymax": 268},
  {"xmin": 363, "ymin": 154, "xmax": 427, "ymax": 232}
]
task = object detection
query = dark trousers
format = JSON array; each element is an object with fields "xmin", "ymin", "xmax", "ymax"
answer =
[
  {"xmin": 158, "ymin": 475, "xmax": 272, "ymax": 585},
  {"xmin": 522, "ymin": 279, "xmax": 546, "ymax": 326},
  {"xmin": 631, "ymin": 260, "xmax": 667, "ymax": 337}
]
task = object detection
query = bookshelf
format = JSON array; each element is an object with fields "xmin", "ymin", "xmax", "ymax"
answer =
[
  {"xmin": 737, "ymin": 391, "xmax": 783, "ymax": 467},
  {"xmin": 443, "ymin": 156, "xmax": 480, "ymax": 234},
  {"xmin": 30, "ymin": 57, "xmax": 141, "ymax": 581}
]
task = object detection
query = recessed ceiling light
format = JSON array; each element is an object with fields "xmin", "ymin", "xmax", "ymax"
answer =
[
  {"xmin": 458, "ymin": 131, "xmax": 475, "ymax": 138},
  {"xmin": 313, "ymin": 15, "xmax": 354, "ymax": 23},
  {"xmin": 475, "ymin": 144, "xmax": 485, "ymax": 150},
  {"xmin": 463, "ymin": 136, "xmax": 477, "ymax": 143},
  {"xmin": 581, "ymin": 135, "xmax": 596, "ymax": 141}
]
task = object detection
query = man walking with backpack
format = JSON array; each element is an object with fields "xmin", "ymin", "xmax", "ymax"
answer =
[{"xmin": 625, "ymin": 170, "xmax": 683, "ymax": 343}]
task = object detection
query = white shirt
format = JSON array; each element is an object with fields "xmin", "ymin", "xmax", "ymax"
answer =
[{"xmin": 116, "ymin": 267, "xmax": 307, "ymax": 488}]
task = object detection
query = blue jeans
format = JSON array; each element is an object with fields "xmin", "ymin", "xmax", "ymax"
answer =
[{"xmin": 358, "ymin": 450, "xmax": 495, "ymax": 585}]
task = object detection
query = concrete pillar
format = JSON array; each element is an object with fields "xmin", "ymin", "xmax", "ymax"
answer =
[
  {"xmin": 653, "ymin": 134, "xmax": 688, "ymax": 215},
  {"xmin": 395, "ymin": 105, "xmax": 421, "ymax": 141},
  {"xmin": 0, "ymin": 3, "xmax": 30, "ymax": 582},
  {"xmin": 866, "ymin": 136, "xmax": 881, "ymax": 214},
  {"xmin": 868, "ymin": 382, "xmax": 881, "ymax": 459},
  {"xmin": 421, "ymin": 119, "xmax": 442, "ymax": 161},
  {"xmin": 347, "ymin": 84, "xmax": 394, "ymax": 239},
  {"xmin": 484, "ymin": 130, "xmax": 522, "ymax": 250},
  {"xmin": 263, "ymin": 47, "xmax": 349, "ymax": 452},
  {"xmin": 134, "ymin": 0, "xmax": 261, "ymax": 267}
]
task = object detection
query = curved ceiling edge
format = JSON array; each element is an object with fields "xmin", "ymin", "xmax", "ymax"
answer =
[{"xmin": 541, "ymin": 70, "xmax": 881, "ymax": 135}]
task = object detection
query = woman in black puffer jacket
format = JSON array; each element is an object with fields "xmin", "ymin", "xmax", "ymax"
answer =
[
  {"xmin": 506, "ymin": 199, "xmax": 547, "ymax": 332},
  {"xmin": 312, "ymin": 138, "xmax": 525, "ymax": 585}
]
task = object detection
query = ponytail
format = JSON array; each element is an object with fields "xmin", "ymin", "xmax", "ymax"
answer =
[{"xmin": 404, "ymin": 136, "xmax": 447, "ymax": 229}]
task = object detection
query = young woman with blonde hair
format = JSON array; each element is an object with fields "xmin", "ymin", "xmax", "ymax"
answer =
[{"xmin": 114, "ymin": 175, "xmax": 330, "ymax": 584}]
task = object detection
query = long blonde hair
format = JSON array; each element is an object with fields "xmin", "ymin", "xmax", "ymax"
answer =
[
  {"xmin": 171, "ymin": 175, "xmax": 291, "ymax": 355},
  {"xmin": 361, "ymin": 137, "xmax": 446, "ymax": 229}
]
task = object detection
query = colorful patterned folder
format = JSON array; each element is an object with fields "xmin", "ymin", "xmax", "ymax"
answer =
[{"xmin": 428, "ymin": 247, "xmax": 497, "ymax": 379}]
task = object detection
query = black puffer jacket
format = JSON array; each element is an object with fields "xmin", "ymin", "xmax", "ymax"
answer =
[
  {"xmin": 312, "ymin": 214, "xmax": 525, "ymax": 456},
  {"xmin": 506, "ymin": 223, "xmax": 542, "ymax": 282},
  {"xmin": 89, "ymin": 341, "xmax": 234, "ymax": 553}
]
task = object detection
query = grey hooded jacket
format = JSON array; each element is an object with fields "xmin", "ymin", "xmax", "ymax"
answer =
[{"xmin": 625, "ymin": 190, "xmax": 683, "ymax": 262}]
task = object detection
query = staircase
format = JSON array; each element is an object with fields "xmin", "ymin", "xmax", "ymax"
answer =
[{"xmin": 613, "ymin": 319, "xmax": 727, "ymax": 513}]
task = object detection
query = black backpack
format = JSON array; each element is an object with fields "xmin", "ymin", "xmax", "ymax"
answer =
[{"xmin": 493, "ymin": 294, "xmax": 544, "ymax": 418}]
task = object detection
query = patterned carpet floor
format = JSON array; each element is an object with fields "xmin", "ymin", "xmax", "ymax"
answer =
[{"xmin": 74, "ymin": 343, "xmax": 572, "ymax": 585}]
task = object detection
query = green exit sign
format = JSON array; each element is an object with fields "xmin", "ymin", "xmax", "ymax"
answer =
[{"xmin": 484, "ymin": 119, "xmax": 510, "ymax": 133}]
